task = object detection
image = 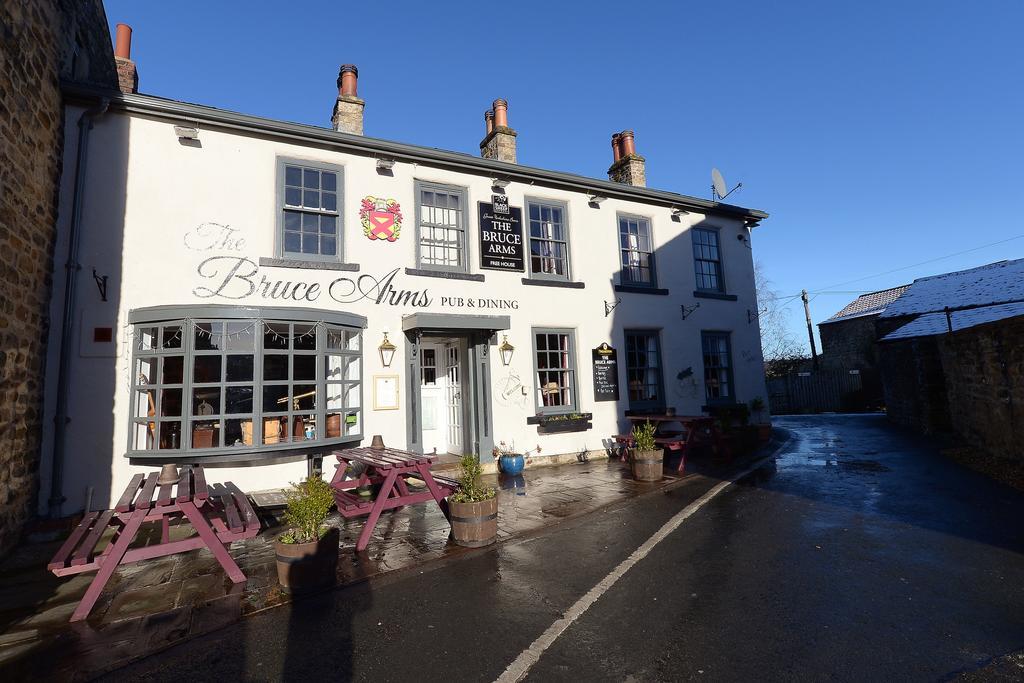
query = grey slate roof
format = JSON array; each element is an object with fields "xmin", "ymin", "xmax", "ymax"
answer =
[
  {"xmin": 820, "ymin": 285, "xmax": 910, "ymax": 325},
  {"xmin": 61, "ymin": 83, "xmax": 768, "ymax": 224},
  {"xmin": 880, "ymin": 302, "xmax": 1024, "ymax": 341},
  {"xmin": 878, "ymin": 258, "xmax": 1024, "ymax": 340}
]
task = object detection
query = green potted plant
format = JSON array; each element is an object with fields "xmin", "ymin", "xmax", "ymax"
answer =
[
  {"xmin": 448, "ymin": 453, "xmax": 498, "ymax": 547},
  {"xmin": 749, "ymin": 397, "xmax": 772, "ymax": 443},
  {"xmin": 630, "ymin": 420, "xmax": 664, "ymax": 482},
  {"xmin": 273, "ymin": 476, "xmax": 339, "ymax": 594}
]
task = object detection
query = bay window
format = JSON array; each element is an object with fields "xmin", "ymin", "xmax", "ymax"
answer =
[{"xmin": 128, "ymin": 306, "xmax": 364, "ymax": 458}]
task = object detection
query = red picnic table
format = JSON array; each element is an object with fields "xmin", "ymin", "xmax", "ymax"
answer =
[
  {"xmin": 614, "ymin": 414, "xmax": 725, "ymax": 474},
  {"xmin": 329, "ymin": 447, "xmax": 459, "ymax": 552},
  {"xmin": 48, "ymin": 466, "xmax": 260, "ymax": 622}
]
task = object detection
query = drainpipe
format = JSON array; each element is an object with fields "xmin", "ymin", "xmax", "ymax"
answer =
[{"xmin": 48, "ymin": 97, "xmax": 110, "ymax": 518}]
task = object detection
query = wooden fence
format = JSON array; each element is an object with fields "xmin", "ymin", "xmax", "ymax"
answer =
[{"xmin": 767, "ymin": 369, "xmax": 871, "ymax": 415}]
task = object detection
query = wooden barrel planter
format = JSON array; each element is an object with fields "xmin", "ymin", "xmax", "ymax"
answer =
[
  {"xmin": 274, "ymin": 527, "xmax": 340, "ymax": 594},
  {"xmin": 631, "ymin": 448, "xmax": 665, "ymax": 482},
  {"xmin": 450, "ymin": 497, "xmax": 498, "ymax": 548}
]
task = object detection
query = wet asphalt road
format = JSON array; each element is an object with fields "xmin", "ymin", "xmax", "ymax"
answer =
[{"xmin": 104, "ymin": 415, "xmax": 1024, "ymax": 681}]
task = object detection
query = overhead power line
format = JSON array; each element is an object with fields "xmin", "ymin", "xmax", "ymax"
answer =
[
  {"xmin": 774, "ymin": 233, "xmax": 1024, "ymax": 302},
  {"xmin": 809, "ymin": 233, "xmax": 1024, "ymax": 293}
]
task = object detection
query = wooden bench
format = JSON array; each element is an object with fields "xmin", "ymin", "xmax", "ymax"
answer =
[
  {"xmin": 330, "ymin": 448, "xmax": 461, "ymax": 551},
  {"xmin": 48, "ymin": 466, "xmax": 260, "ymax": 622}
]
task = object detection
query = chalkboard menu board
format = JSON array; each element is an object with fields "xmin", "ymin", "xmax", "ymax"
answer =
[
  {"xmin": 478, "ymin": 195, "xmax": 524, "ymax": 271},
  {"xmin": 592, "ymin": 343, "xmax": 619, "ymax": 402}
]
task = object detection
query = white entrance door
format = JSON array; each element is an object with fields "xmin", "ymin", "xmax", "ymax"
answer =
[
  {"xmin": 420, "ymin": 344, "xmax": 446, "ymax": 455},
  {"xmin": 445, "ymin": 343, "xmax": 463, "ymax": 455}
]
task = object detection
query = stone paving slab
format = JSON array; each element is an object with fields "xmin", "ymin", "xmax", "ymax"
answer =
[{"xmin": 0, "ymin": 451, "xmax": 745, "ymax": 680}]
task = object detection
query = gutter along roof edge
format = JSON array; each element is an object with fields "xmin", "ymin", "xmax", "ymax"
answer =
[{"xmin": 61, "ymin": 82, "xmax": 768, "ymax": 223}]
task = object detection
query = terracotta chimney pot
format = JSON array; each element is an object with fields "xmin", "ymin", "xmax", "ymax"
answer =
[
  {"xmin": 492, "ymin": 99, "xmax": 508, "ymax": 128},
  {"xmin": 485, "ymin": 110, "xmax": 494, "ymax": 135},
  {"xmin": 339, "ymin": 64, "xmax": 359, "ymax": 97},
  {"xmin": 114, "ymin": 23, "xmax": 132, "ymax": 59},
  {"xmin": 611, "ymin": 133, "xmax": 623, "ymax": 162},
  {"xmin": 619, "ymin": 130, "xmax": 636, "ymax": 157}
]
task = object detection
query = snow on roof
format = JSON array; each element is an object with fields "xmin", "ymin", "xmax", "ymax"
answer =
[
  {"xmin": 879, "ymin": 258, "xmax": 1024, "ymax": 319},
  {"xmin": 880, "ymin": 302, "xmax": 1024, "ymax": 341},
  {"xmin": 820, "ymin": 285, "xmax": 910, "ymax": 325}
]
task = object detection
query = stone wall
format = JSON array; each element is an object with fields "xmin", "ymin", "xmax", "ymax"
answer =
[
  {"xmin": 878, "ymin": 335, "xmax": 951, "ymax": 434},
  {"xmin": 819, "ymin": 315, "xmax": 881, "ymax": 371},
  {"xmin": 938, "ymin": 315, "xmax": 1024, "ymax": 463},
  {"xmin": 0, "ymin": 0, "xmax": 114, "ymax": 551}
]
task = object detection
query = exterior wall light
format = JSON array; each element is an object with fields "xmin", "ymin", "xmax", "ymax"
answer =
[
  {"xmin": 378, "ymin": 332, "xmax": 397, "ymax": 367},
  {"xmin": 174, "ymin": 125, "xmax": 199, "ymax": 140},
  {"xmin": 376, "ymin": 158, "xmax": 396, "ymax": 172},
  {"xmin": 491, "ymin": 178, "xmax": 511, "ymax": 189},
  {"xmin": 588, "ymin": 194, "xmax": 607, "ymax": 205},
  {"xmin": 498, "ymin": 335, "xmax": 515, "ymax": 366}
]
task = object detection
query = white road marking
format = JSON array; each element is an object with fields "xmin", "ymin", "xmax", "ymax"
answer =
[{"xmin": 494, "ymin": 454, "xmax": 777, "ymax": 683}]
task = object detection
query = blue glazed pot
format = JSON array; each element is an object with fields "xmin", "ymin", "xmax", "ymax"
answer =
[{"xmin": 499, "ymin": 454, "xmax": 525, "ymax": 475}]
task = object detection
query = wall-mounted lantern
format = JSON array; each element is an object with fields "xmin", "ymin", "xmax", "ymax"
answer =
[
  {"xmin": 378, "ymin": 332, "xmax": 397, "ymax": 367},
  {"xmin": 498, "ymin": 335, "xmax": 515, "ymax": 366}
]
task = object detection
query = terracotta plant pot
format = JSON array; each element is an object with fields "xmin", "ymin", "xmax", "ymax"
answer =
[
  {"xmin": 273, "ymin": 527, "xmax": 339, "ymax": 594},
  {"xmin": 326, "ymin": 413, "xmax": 342, "ymax": 438},
  {"xmin": 631, "ymin": 448, "xmax": 664, "ymax": 482},
  {"xmin": 757, "ymin": 423, "xmax": 772, "ymax": 443},
  {"xmin": 450, "ymin": 497, "xmax": 498, "ymax": 548}
]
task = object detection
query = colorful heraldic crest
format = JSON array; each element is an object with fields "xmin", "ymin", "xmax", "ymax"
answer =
[{"xmin": 360, "ymin": 196, "xmax": 403, "ymax": 242}]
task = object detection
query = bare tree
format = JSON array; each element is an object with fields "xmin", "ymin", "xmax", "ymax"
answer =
[{"xmin": 754, "ymin": 261, "xmax": 805, "ymax": 372}]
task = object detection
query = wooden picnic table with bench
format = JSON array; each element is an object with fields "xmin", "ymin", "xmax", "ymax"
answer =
[
  {"xmin": 614, "ymin": 414, "xmax": 725, "ymax": 474},
  {"xmin": 48, "ymin": 466, "xmax": 260, "ymax": 622},
  {"xmin": 329, "ymin": 447, "xmax": 459, "ymax": 552}
]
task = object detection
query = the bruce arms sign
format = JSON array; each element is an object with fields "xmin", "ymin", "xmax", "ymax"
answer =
[
  {"xmin": 191, "ymin": 256, "xmax": 518, "ymax": 310},
  {"xmin": 478, "ymin": 195, "xmax": 524, "ymax": 272}
]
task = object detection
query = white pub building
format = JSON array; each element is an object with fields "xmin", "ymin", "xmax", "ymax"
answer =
[{"xmin": 41, "ymin": 28, "xmax": 769, "ymax": 514}]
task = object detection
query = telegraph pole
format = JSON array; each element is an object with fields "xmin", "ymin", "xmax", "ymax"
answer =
[{"xmin": 801, "ymin": 289, "xmax": 819, "ymax": 370}]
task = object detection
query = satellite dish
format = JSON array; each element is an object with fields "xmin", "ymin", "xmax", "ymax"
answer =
[
  {"xmin": 711, "ymin": 167, "xmax": 742, "ymax": 200},
  {"xmin": 711, "ymin": 168, "xmax": 728, "ymax": 199}
]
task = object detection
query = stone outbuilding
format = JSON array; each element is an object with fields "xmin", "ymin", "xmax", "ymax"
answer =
[
  {"xmin": 817, "ymin": 285, "xmax": 909, "ymax": 408},
  {"xmin": 877, "ymin": 258, "xmax": 1024, "ymax": 463}
]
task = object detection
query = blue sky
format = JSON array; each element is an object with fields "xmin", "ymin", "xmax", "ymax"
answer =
[{"xmin": 104, "ymin": 0, "xmax": 1024, "ymax": 352}]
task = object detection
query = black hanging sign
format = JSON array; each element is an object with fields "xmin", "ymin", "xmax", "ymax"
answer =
[
  {"xmin": 592, "ymin": 342, "xmax": 619, "ymax": 402},
  {"xmin": 478, "ymin": 196, "xmax": 524, "ymax": 271}
]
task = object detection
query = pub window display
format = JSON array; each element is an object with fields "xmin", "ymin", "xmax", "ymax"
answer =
[
  {"xmin": 533, "ymin": 328, "xmax": 578, "ymax": 413},
  {"xmin": 129, "ymin": 312, "xmax": 362, "ymax": 456}
]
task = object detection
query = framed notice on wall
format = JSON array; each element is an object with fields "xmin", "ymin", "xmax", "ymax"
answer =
[{"xmin": 373, "ymin": 375, "xmax": 400, "ymax": 410}]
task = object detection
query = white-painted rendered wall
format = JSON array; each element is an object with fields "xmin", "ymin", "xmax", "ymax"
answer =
[{"xmin": 39, "ymin": 105, "xmax": 767, "ymax": 513}]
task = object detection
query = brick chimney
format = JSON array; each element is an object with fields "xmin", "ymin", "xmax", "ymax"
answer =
[
  {"xmin": 114, "ymin": 23, "xmax": 138, "ymax": 94},
  {"xmin": 480, "ymin": 99, "xmax": 517, "ymax": 163},
  {"xmin": 608, "ymin": 130, "xmax": 646, "ymax": 187},
  {"xmin": 331, "ymin": 65, "xmax": 365, "ymax": 135}
]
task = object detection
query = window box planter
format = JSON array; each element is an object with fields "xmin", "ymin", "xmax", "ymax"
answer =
[{"xmin": 526, "ymin": 412, "xmax": 593, "ymax": 434}]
